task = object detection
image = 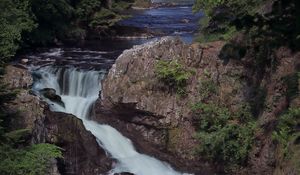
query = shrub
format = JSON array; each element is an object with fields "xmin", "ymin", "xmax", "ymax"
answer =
[
  {"xmin": 155, "ymin": 59, "xmax": 192, "ymax": 95},
  {"xmin": 0, "ymin": 143, "xmax": 62, "ymax": 175},
  {"xmin": 198, "ymin": 78, "xmax": 218, "ymax": 101},
  {"xmin": 89, "ymin": 8, "xmax": 119, "ymax": 29},
  {"xmin": 192, "ymin": 102, "xmax": 256, "ymax": 167},
  {"xmin": 272, "ymin": 108, "xmax": 300, "ymax": 157}
]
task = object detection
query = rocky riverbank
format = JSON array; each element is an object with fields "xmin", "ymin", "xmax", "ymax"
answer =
[
  {"xmin": 95, "ymin": 36, "xmax": 300, "ymax": 174},
  {"xmin": 2, "ymin": 65, "xmax": 112, "ymax": 175}
]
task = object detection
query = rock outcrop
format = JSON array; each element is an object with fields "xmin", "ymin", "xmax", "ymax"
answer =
[
  {"xmin": 44, "ymin": 110, "xmax": 112, "ymax": 175},
  {"xmin": 97, "ymin": 36, "xmax": 300, "ymax": 174},
  {"xmin": 2, "ymin": 65, "xmax": 112, "ymax": 175},
  {"xmin": 3, "ymin": 65, "xmax": 44, "ymax": 131},
  {"xmin": 96, "ymin": 37, "xmax": 244, "ymax": 174}
]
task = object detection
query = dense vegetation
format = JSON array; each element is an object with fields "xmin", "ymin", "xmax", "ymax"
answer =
[
  {"xmin": 192, "ymin": 0, "xmax": 300, "ymax": 172},
  {"xmin": 272, "ymin": 107, "xmax": 300, "ymax": 157},
  {"xmin": 0, "ymin": 0, "xmax": 133, "ymax": 62},
  {"xmin": 192, "ymin": 76, "xmax": 257, "ymax": 169},
  {"xmin": 194, "ymin": 0, "xmax": 300, "ymax": 70},
  {"xmin": 1, "ymin": 0, "xmax": 134, "ymax": 173},
  {"xmin": 0, "ymin": 67, "xmax": 62, "ymax": 174}
]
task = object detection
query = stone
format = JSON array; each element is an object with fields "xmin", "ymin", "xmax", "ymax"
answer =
[
  {"xmin": 2, "ymin": 65, "xmax": 33, "ymax": 89},
  {"xmin": 40, "ymin": 88, "xmax": 65, "ymax": 107},
  {"xmin": 44, "ymin": 110, "xmax": 112, "ymax": 175},
  {"xmin": 181, "ymin": 19, "xmax": 189, "ymax": 23},
  {"xmin": 96, "ymin": 37, "xmax": 229, "ymax": 174},
  {"xmin": 97, "ymin": 36, "xmax": 300, "ymax": 174},
  {"xmin": 21, "ymin": 58, "xmax": 29, "ymax": 64}
]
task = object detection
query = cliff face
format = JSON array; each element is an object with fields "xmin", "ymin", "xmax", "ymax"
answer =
[
  {"xmin": 99, "ymin": 37, "xmax": 300, "ymax": 174},
  {"xmin": 97, "ymin": 37, "xmax": 245, "ymax": 173},
  {"xmin": 44, "ymin": 110, "xmax": 112, "ymax": 175},
  {"xmin": 3, "ymin": 65, "xmax": 112, "ymax": 175}
]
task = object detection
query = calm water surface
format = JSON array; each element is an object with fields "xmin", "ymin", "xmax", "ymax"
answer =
[{"xmin": 25, "ymin": 5, "xmax": 203, "ymax": 70}]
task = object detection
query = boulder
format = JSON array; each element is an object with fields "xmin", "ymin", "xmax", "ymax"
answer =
[
  {"xmin": 98, "ymin": 36, "xmax": 300, "ymax": 174},
  {"xmin": 40, "ymin": 88, "xmax": 65, "ymax": 107},
  {"xmin": 97, "ymin": 37, "xmax": 236, "ymax": 174},
  {"xmin": 21, "ymin": 58, "xmax": 29, "ymax": 64},
  {"xmin": 2, "ymin": 65, "xmax": 33, "ymax": 89},
  {"xmin": 44, "ymin": 110, "xmax": 112, "ymax": 175}
]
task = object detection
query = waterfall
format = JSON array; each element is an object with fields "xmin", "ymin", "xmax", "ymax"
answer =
[{"xmin": 32, "ymin": 66, "xmax": 189, "ymax": 175}]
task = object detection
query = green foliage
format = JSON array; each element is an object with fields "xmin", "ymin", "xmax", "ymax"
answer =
[
  {"xmin": 198, "ymin": 78, "xmax": 218, "ymax": 100},
  {"xmin": 4, "ymin": 129, "xmax": 31, "ymax": 144},
  {"xmin": 0, "ymin": 0, "xmax": 36, "ymax": 61},
  {"xmin": 112, "ymin": 0, "xmax": 133, "ymax": 11},
  {"xmin": 193, "ymin": 0, "xmax": 300, "ymax": 76},
  {"xmin": 0, "ymin": 143, "xmax": 62, "ymax": 175},
  {"xmin": 0, "ymin": 65, "xmax": 62, "ymax": 175},
  {"xmin": 272, "ymin": 108, "xmax": 300, "ymax": 157},
  {"xmin": 196, "ymin": 26, "xmax": 237, "ymax": 43},
  {"xmin": 193, "ymin": 0, "xmax": 263, "ymax": 16},
  {"xmin": 192, "ymin": 102, "xmax": 230, "ymax": 131},
  {"xmin": 0, "ymin": 0, "xmax": 132, "ymax": 58},
  {"xmin": 192, "ymin": 102, "xmax": 256, "ymax": 166},
  {"xmin": 75, "ymin": 0, "xmax": 102, "ymax": 20},
  {"xmin": 89, "ymin": 8, "xmax": 120, "ymax": 30},
  {"xmin": 29, "ymin": 0, "xmax": 74, "ymax": 44},
  {"xmin": 155, "ymin": 59, "xmax": 192, "ymax": 95}
]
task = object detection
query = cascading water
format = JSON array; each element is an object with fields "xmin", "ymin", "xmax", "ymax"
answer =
[{"xmin": 32, "ymin": 66, "xmax": 190, "ymax": 175}]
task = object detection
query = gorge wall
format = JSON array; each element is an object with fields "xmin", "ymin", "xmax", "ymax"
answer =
[
  {"xmin": 2, "ymin": 65, "xmax": 112, "ymax": 175},
  {"xmin": 97, "ymin": 36, "xmax": 300, "ymax": 174}
]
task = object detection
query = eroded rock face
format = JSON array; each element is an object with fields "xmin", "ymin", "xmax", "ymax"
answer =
[
  {"xmin": 3, "ymin": 65, "xmax": 112, "ymax": 175},
  {"xmin": 2, "ymin": 65, "xmax": 44, "ymax": 131},
  {"xmin": 247, "ymin": 49, "xmax": 300, "ymax": 175},
  {"xmin": 98, "ymin": 36, "xmax": 300, "ymax": 174},
  {"xmin": 97, "ymin": 37, "xmax": 248, "ymax": 174},
  {"xmin": 2, "ymin": 65, "xmax": 33, "ymax": 89},
  {"xmin": 44, "ymin": 110, "xmax": 112, "ymax": 175}
]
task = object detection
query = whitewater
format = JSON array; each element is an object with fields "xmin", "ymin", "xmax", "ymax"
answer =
[{"xmin": 32, "ymin": 66, "xmax": 191, "ymax": 175}]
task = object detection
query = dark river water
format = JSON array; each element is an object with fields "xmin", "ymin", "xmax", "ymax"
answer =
[{"xmin": 25, "ymin": 5, "xmax": 203, "ymax": 70}]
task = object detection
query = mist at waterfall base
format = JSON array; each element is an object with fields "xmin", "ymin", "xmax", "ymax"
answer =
[{"xmin": 32, "ymin": 66, "xmax": 192, "ymax": 175}]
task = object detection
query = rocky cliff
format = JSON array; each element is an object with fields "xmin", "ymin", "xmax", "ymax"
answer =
[
  {"xmin": 2, "ymin": 65, "xmax": 112, "ymax": 175},
  {"xmin": 97, "ymin": 37, "xmax": 300, "ymax": 174}
]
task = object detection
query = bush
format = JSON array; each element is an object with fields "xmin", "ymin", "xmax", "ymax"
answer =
[
  {"xmin": 192, "ymin": 102, "xmax": 256, "ymax": 167},
  {"xmin": 0, "ymin": 143, "xmax": 62, "ymax": 175},
  {"xmin": 272, "ymin": 108, "xmax": 300, "ymax": 157},
  {"xmin": 155, "ymin": 60, "xmax": 191, "ymax": 87},
  {"xmin": 198, "ymin": 78, "xmax": 218, "ymax": 101},
  {"xmin": 155, "ymin": 59, "xmax": 192, "ymax": 95}
]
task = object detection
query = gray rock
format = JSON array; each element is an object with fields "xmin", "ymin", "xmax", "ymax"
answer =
[{"xmin": 40, "ymin": 88, "xmax": 65, "ymax": 107}]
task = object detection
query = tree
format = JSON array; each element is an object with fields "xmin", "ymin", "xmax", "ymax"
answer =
[{"xmin": 0, "ymin": 0, "xmax": 35, "ymax": 62}]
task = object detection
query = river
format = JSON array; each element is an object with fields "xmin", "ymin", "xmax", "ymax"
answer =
[
  {"xmin": 29, "ymin": 3, "xmax": 202, "ymax": 175},
  {"xmin": 25, "ymin": 5, "xmax": 202, "ymax": 70}
]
